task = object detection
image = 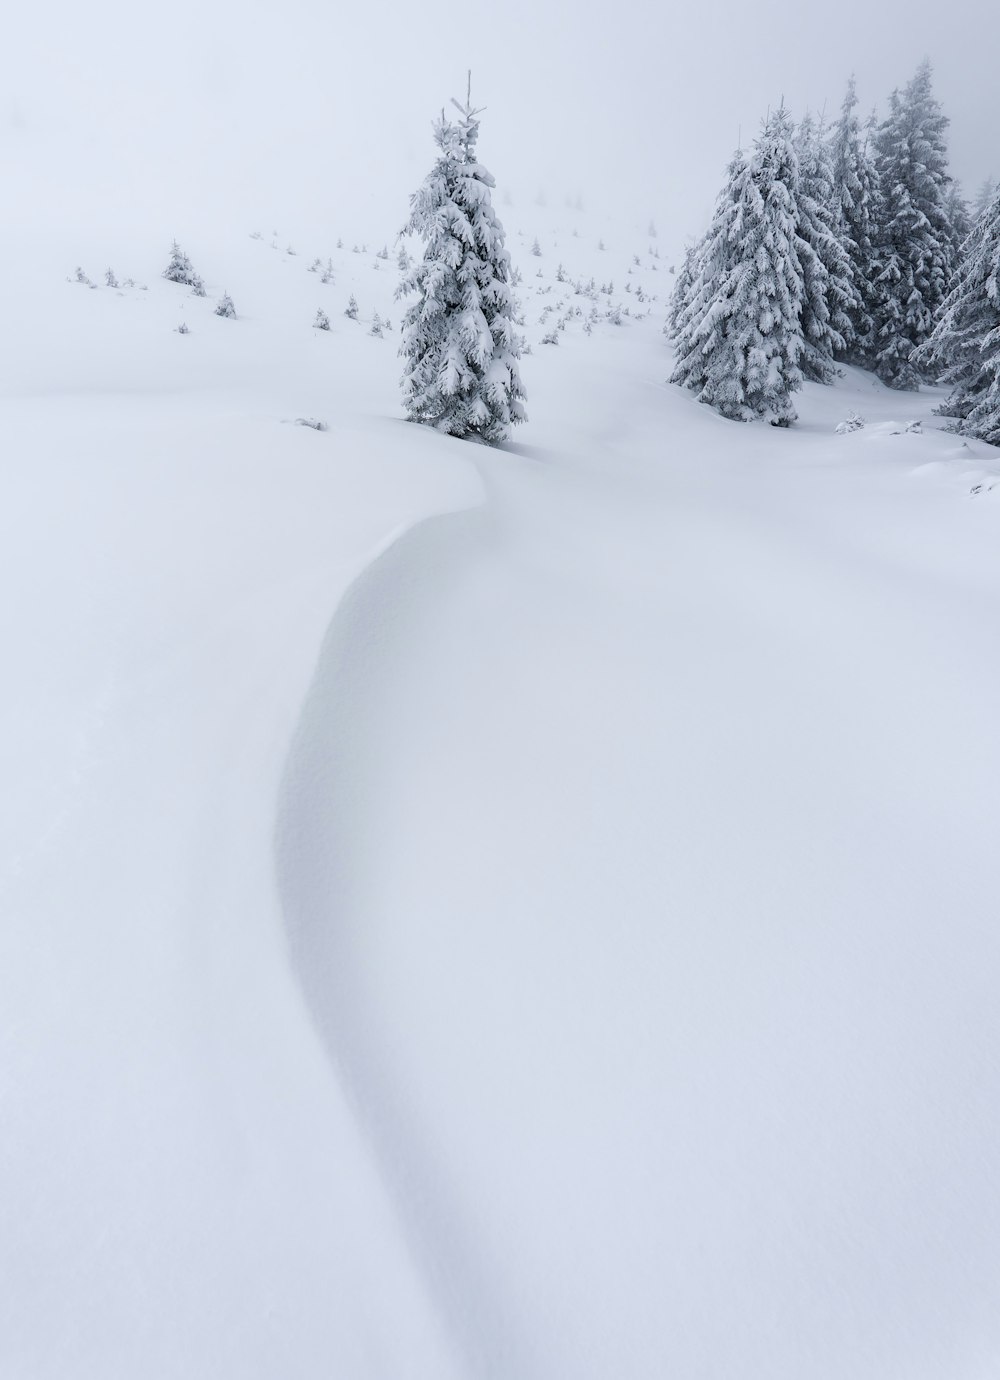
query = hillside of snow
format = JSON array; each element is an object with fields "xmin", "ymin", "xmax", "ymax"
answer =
[{"xmin": 3, "ymin": 207, "xmax": 1000, "ymax": 1379}]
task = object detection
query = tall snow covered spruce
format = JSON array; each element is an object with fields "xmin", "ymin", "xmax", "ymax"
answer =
[
  {"xmin": 827, "ymin": 79, "xmax": 881, "ymax": 362},
  {"xmin": 670, "ymin": 109, "xmax": 804, "ymax": 426},
  {"xmin": 793, "ymin": 113, "xmax": 859, "ymax": 381},
  {"xmin": 869, "ymin": 61, "xmax": 954, "ymax": 389},
  {"xmin": 918, "ymin": 186, "xmax": 1000, "ymax": 443},
  {"xmin": 398, "ymin": 82, "xmax": 526, "ymax": 444}
]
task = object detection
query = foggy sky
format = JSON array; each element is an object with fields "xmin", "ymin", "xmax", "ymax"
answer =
[{"xmin": 4, "ymin": 0, "xmax": 997, "ymax": 248}]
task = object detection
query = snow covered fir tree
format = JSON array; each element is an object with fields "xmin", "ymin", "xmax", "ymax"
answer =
[
  {"xmin": 918, "ymin": 185, "xmax": 1000, "ymax": 445},
  {"xmin": 669, "ymin": 108, "xmax": 804, "ymax": 426},
  {"xmin": 827, "ymin": 78, "xmax": 880, "ymax": 361},
  {"xmin": 163, "ymin": 240, "xmax": 206, "ymax": 296},
  {"xmin": 793, "ymin": 112, "xmax": 858, "ymax": 382},
  {"xmin": 868, "ymin": 62, "xmax": 954, "ymax": 388},
  {"xmin": 667, "ymin": 61, "xmax": 979, "ymax": 422},
  {"xmin": 397, "ymin": 78, "xmax": 526, "ymax": 444}
]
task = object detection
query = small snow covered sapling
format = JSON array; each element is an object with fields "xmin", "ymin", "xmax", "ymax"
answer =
[
  {"xmin": 541, "ymin": 329, "xmax": 559, "ymax": 345},
  {"xmin": 377, "ymin": 245, "xmax": 389, "ymax": 260},
  {"xmin": 531, "ymin": 237, "xmax": 542, "ymax": 257},
  {"xmin": 175, "ymin": 322, "xmax": 190, "ymax": 334},
  {"xmin": 309, "ymin": 257, "xmax": 322, "ymax": 273},
  {"xmin": 214, "ymin": 292, "xmax": 237, "ymax": 318},
  {"xmin": 163, "ymin": 240, "xmax": 205, "ymax": 295},
  {"xmin": 835, "ymin": 412, "xmax": 865, "ymax": 433},
  {"xmin": 370, "ymin": 313, "xmax": 383, "ymax": 337},
  {"xmin": 105, "ymin": 268, "xmax": 118, "ymax": 288},
  {"xmin": 314, "ymin": 308, "xmax": 330, "ymax": 330},
  {"xmin": 344, "ymin": 295, "xmax": 359, "ymax": 320}
]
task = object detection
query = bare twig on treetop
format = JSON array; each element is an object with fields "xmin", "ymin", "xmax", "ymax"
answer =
[{"xmin": 451, "ymin": 69, "xmax": 485, "ymax": 120}]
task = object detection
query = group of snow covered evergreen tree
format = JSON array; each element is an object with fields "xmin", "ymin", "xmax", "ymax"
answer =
[
  {"xmin": 155, "ymin": 69, "xmax": 998, "ymax": 451},
  {"xmin": 667, "ymin": 61, "xmax": 1000, "ymax": 444}
]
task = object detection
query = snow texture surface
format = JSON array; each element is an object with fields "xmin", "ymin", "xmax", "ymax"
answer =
[{"xmin": 3, "ymin": 208, "xmax": 1000, "ymax": 1379}]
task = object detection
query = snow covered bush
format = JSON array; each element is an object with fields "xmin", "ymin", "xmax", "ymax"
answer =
[
  {"xmin": 214, "ymin": 293, "xmax": 237, "ymax": 319},
  {"xmin": 314, "ymin": 309, "xmax": 330, "ymax": 331},
  {"xmin": 397, "ymin": 79, "xmax": 526, "ymax": 445}
]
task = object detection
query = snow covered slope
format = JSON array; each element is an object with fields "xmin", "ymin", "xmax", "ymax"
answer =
[
  {"xmin": 3, "ymin": 210, "xmax": 1000, "ymax": 1378},
  {"xmin": 0, "ymin": 227, "xmax": 481, "ymax": 1378}
]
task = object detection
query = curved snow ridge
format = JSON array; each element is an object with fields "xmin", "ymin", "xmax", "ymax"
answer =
[{"xmin": 275, "ymin": 489, "xmax": 529, "ymax": 1380}]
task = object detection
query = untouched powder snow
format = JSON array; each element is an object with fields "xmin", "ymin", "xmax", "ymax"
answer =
[
  {"xmin": 279, "ymin": 330, "xmax": 1000, "ymax": 1377},
  {"xmin": 0, "ymin": 229, "xmax": 479, "ymax": 1378},
  {"xmin": 3, "ymin": 210, "xmax": 1000, "ymax": 1378}
]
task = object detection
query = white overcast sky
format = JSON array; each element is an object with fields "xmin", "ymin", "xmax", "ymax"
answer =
[{"xmin": 3, "ymin": 0, "xmax": 997, "ymax": 245}]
